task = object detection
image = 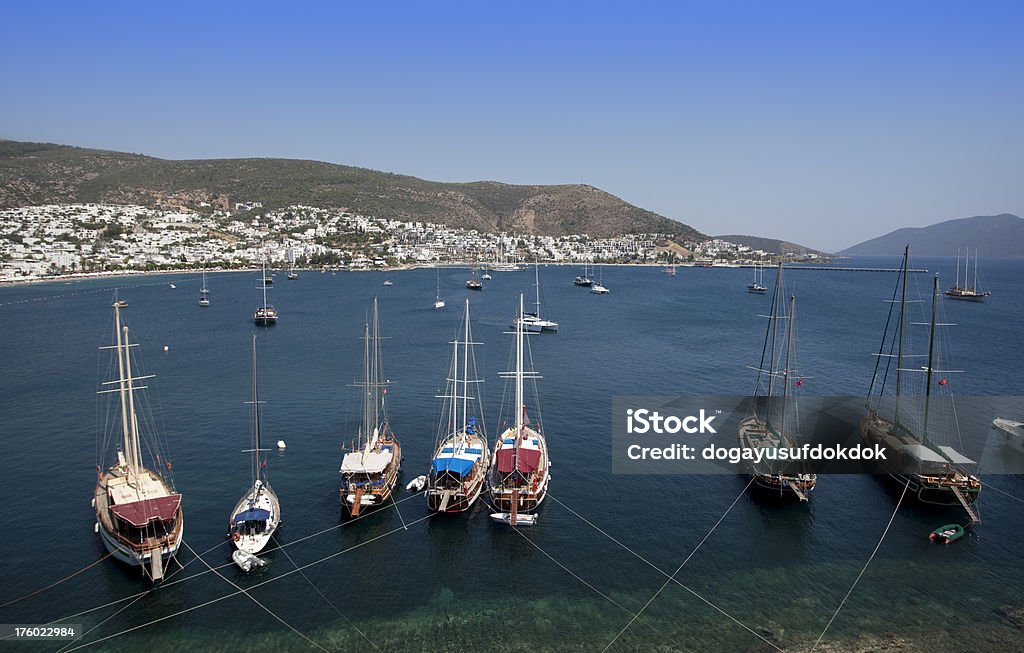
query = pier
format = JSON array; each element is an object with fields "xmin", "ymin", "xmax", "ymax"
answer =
[{"xmin": 779, "ymin": 265, "xmax": 929, "ymax": 273}]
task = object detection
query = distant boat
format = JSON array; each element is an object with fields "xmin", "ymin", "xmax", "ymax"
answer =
[
  {"xmin": 426, "ymin": 299, "xmax": 490, "ymax": 512},
  {"xmin": 254, "ymin": 255, "xmax": 278, "ymax": 326},
  {"xmin": 287, "ymin": 253, "xmax": 299, "ymax": 280},
  {"xmin": 466, "ymin": 268, "xmax": 483, "ymax": 291},
  {"xmin": 738, "ymin": 263, "xmax": 815, "ymax": 500},
  {"xmin": 489, "ymin": 294, "xmax": 551, "ymax": 526},
  {"xmin": 229, "ymin": 334, "xmax": 280, "ymax": 561},
  {"xmin": 169, "ymin": 283, "xmax": 176, "ymax": 289},
  {"xmin": 590, "ymin": 265, "xmax": 609, "ymax": 294},
  {"xmin": 383, "ymin": 279, "xmax": 394, "ymax": 286},
  {"xmin": 573, "ymin": 261, "xmax": 594, "ymax": 287},
  {"xmin": 944, "ymin": 248, "xmax": 990, "ymax": 301},
  {"xmin": 94, "ymin": 303, "xmax": 183, "ymax": 581},
  {"xmin": 663, "ymin": 264, "xmax": 677, "ymax": 276},
  {"xmin": 433, "ymin": 268, "xmax": 445, "ymax": 310},
  {"xmin": 747, "ymin": 256, "xmax": 767, "ymax": 293},
  {"xmin": 512, "ymin": 263, "xmax": 558, "ymax": 332},
  {"xmin": 481, "ymin": 268, "xmax": 493, "ymax": 280},
  {"xmin": 340, "ymin": 298, "xmax": 402, "ymax": 516},
  {"xmin": 861, "ymin": 246, "xmax": 981, "ymax": 514},
  {"xmin": 199, "ymin": 269, "xmax": 210, "ymax": 306},
  {"xmin": 993, "ymin": 418, "xmax": 1024, "ymax": 455},
  {"xmin": 112, "ymin": 290, "xmax": 128, "ymax": 308}
]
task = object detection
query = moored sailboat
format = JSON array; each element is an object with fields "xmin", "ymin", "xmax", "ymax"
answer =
[
  {"xmin": 229, "ymin": 335, "xmax": 281, "ymax": 562},
  {"xmin": 511, "ymin": 263, "xmax": 558, "ymax": 332},
  {"xmin": 427, "ymin": 300, "xmax": 490, "ymax": 512},
  {"xmin": 489, "ymin": 294, "xmax": 551, "ymax": 526},
  {"xmin": 254, "ymin": 256, "xmax": 278, "ymax": 326},
  {"xmin": 860, "ymin": 246, "xmax": 981, "ymax": 514},
  {"xmin": 747, "ymin": 255, "xmax": 768, "ymax": 293},
  {"xmin": 944, "ymin": 248, "xmax": 990, "ymax": 301},
  {"xmin": 339, "ymin": 298, "xmax": 402, "ymax": 516},
  {"xmin": 199, "ymin": 268, "xmax": 210, "ymax": 306},
  {"xmin": 573, "ymin": 261, "xmax": 594, "ymax": 287},
  {"xmin": 738, "ymin": 263, "xmax": 816, "ymax": 500},
  {"xmin": 94, "ymin": 303, "xmax": 183, "ymax": 581},
  {"xmin": 434, "ymin": 267, "xmax": 446, "ymax": 310}
]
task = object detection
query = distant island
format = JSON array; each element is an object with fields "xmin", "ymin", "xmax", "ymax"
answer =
[{"xmin": 839, "ymin": 213, "xmax": 1024, "ymax": 257}]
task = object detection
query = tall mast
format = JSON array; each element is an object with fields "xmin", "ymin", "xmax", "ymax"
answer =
[
  {"xmin": 372, "ymin": 298, "xmax": 381, "ymax": 436},
  {"xmin": 261, "ymin": 254, "xmax": 269, "ymax": 310},
  {"xmin": 461, "ymin": 299, "xmax": 470, "ymax": 445},
  {"xmin": 251, "ymin": 333, "xmax": 260, "ymax": 486},
  {"xmin": 779, "ymin": 295, "xmax": 796, "ymax": 438},
  {"xmin": 766, "ymin": 264, "xmax": 784, "ymax": 399},
  {"xmin": 361, "ymin": 319, "xmax": 371, "ymax": 452},
  {"xmin": 516, "ymin": 293, "xmax": 525, "ymax": 437},
  {"xmin": 964, "ymin": 250, "xmax": 969, "ymax": 292},
  {"xmin": 954, "ymin": 248, "xmax": 960, "ymax": 289},
  {"xmin": 449, "ymin": 319, "xmax": 459, "ymax": 440},
  {"xmin": 894, "ymin": 245, "xmax": 909, "ymax": 423},
  {"xmin": 113, "ymin": 306, "xmax": 133, "ymax": 473},
  {"xmin": 534, "ymin": 263, "xmax": 541, "ymax": 317},
  {"xmin": 973, "ymin": 249, "xmax": 979, "ymax": 293},
  {"xmin": 122, "ymin": 323, "xmax": 142, "ymax": 476},
  {"xmin": 922, "ymin": 273, "xmax": 939, "ymax": 441}
]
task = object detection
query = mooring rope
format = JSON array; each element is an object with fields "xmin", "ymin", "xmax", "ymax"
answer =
[
  {"xmin": 602, "ymin": 477, "xmax": 757, "ymax": 652},
  {"xmin": 0, "ymin": 553, "xmax": 112, "ymax": 609},
  {"xmin": 983, "ymin": 481, "xmax": 1024, "ymax": 504},
  {"xmin": 808, "ymin": 478, "xmax": 909, "ymax": 652}
]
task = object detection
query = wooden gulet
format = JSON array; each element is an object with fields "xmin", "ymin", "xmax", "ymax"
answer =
[{"xmin": 94, "ymin": 304, "xmax": 183, "ymax": 581}]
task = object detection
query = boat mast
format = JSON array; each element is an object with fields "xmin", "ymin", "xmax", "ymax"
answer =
[
  {"xmin": 534, "ymin": 263, "xmax": 542, "ymax": 318},
  {"xmin": 122, "ymin": 322, "xmax": 142, "ymax": 478},
  {"xmin": 261, "ymin": 255, "xmax": 269, "ymax": 310},
  {"xmin": 113, "ymin": 306, "xmax": 134, "ymax": 475},
  {"xmin": 514, "ymin": 294, "xmax": 525, "ymax": 474},
  {"xmin": 894, "ymin": 245, "xmax": 909, "ymax": 424},
  {"xmin": 766, "ymin": 264, "xmax": 783, "ymax": 400},
  {"xmin": 251, "ymin": 334, "xmax": 260, "ymax": 486},
  {"xmin": 973, "ymin": 249, "xmax": 979, "ymax": 293},
  {"xmin": 361, "ymin": 318, "xmax": 372, "ymax": 454},
  {"xmin": 779, "ymin": 295, "xmax": 796, "ymax": 438},
  {"xmin": 461, "ymin": 299, "xmax": 470, "ymax": 445},
  {"xmin": 371, "ymin": 298, "xmax": 382, "ymax": 443},
  {"xmin": 954, "ymin": 248, "xmax": 960, "ymax": 290},
  {"xmin": 922, "ymin": 273, "xmax": 939, "ymax": 440}
]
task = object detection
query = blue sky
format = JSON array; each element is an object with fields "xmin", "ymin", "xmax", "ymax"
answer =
[{"xmin": 2, "ymin": 1, "xmax": 1022, "ymax": 251}]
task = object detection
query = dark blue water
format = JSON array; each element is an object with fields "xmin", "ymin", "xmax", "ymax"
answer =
[{"xmin": 0, "ymin": 258, "xmax": 1022, "ymax": 652}]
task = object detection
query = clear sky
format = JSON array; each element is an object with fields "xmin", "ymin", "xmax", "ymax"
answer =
[{"xmin": 2, "ymin": 1, "xmax": 1022, "ymax": 251}]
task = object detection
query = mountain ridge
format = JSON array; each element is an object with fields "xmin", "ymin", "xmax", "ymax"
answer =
[{"xmin": 838, "ymin": 214, "xmax": 1024, "ymax": 257}]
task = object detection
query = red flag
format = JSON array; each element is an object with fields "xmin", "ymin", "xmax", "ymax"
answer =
[
  {"xmin": 166, "ymin": 462, "xmax": 172, "ymax": 471},
  {"xmin": 938, "ymin": 378, "xmax": 948, "ymax": 386},
  {"xmin": 262, "ymin": 459, "xmax": 267, "ymax": 469},
  {"xmin": 796, "ymin": 378, "xmax": 804, "ymax": 387}
]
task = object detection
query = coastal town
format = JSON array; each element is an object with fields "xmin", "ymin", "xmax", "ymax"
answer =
[{"xmin": 0, "ymin": 203, "xmax": 827, "ymax": 281}]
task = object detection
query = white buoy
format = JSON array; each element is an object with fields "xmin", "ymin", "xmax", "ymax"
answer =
[
  {"xmin": 163, "ymin": 345, "xmax": 169, "ymax": 352},
  {"xmin": 276, "ymin": 440, "xmax": 286, "ymax": 450}
]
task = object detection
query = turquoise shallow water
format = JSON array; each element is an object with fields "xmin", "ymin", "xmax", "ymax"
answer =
[{"xmin": 0, "ymin": 257, "xmax": 1022, "ymax": 652}]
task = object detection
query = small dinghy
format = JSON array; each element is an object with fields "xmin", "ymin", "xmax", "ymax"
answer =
[
  {"xmin": 406, "ymin": 475, "xmax": 427, "ymax": 492},
  {"xmin": 232, "ymin": 549, "xmax": 266, "ymax": 572},
  {"xmin": 490, "ymin": 512, "xmax": 538, "ymax": 526},
  {"xmin": 929, "ymin": 524, "xmax": 965, "ymax": 544}
]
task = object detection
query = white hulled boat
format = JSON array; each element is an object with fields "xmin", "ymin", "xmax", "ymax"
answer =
[
  {"xmin": 511, "ymin": 263, "xmax": 558, "ymax": 332},
  {"xmin": 199, "ymin": 268, "xmax": 210, "ymax": 306},
  {"xmin": 94, "ymin": 304, "xmax": 183, "ymax": 581},
  {"xmin": 254, "ymin": 255, "xmax": 278, "ymax": 326},
  {"xmin": 427, "ymin": 299, "xmax": 490, "ymax": 512},
  {"xmin": 944, "ymin": 248, "xmax": 990, "ymax": 301},
  {"xmin": 229, "ymin": 335, "xmax": 281, "ymax": 560},
  {"xmin": 489, "ymin": 294, "xmax": 551, "ymax": 526},
  {"xmin": 434, "ymin": 267, "xmax": 446, "ymax": 310}
]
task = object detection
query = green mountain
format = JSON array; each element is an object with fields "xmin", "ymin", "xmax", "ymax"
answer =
[
  {"xmin": 0, "ymin": 139, "xmax": 704, "ymax": 239},
  {"xmin": 838, "ymin": 214, "xmax": 1024, "ymax": 257}
]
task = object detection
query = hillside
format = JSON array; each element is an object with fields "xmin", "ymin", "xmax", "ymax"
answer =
[
  {"xmin": 0, "ymin": 139, "xmax": 704, "ymax": 239},
  {"xmin": 714, "ymin": 234, "xmax": 829, "ymax": 256},
  {"xmin": 838, "ymin": 214, "xmax": 1024, "ymax": 257}
]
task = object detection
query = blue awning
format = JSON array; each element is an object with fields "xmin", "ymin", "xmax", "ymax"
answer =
[
  {"xmin": 431, "ymin": 457, "xmax": 475, "ymax": 477},
  {"xmin": 235, "ymin": 509, "xmax": 271, "ymax": 522}
]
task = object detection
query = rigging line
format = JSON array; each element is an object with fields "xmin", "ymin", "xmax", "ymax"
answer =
[
  {"xmin": 601, "ymin": 477, "xmax": 755, "ymax": 653},
  {"xmin": 53, "ymin": 588, "xmax": 151, "ymax": 653},
  {"xmin": 273, "ymin": 533, "xmax": 383, "ymax": 653},
  {"xmin": 61, "ymin": 514, "xmax": 436, "ymax": 651},
  {"xmin": 180, "ymin": 541, "xmax": 330, "ymax": 653},
  {"xmin": 390, "ymin": 489, "xmax": 409, "ymax": 531},
  {"xmin": 34, "ymin": 493, "xmax": 428, "ymax": 630},
  {"xmin": 808, "ymin": 478, "xmax": 909, "ymax": 653},
  {"xmin": 509, "ymin": 527, "xmax": 689, "ymax": 652},
  {"xmin": 983, "ymin": 482, "xmax": 1024, "ymax": 504},
  {"xmin": 0, "ymin": 553, "xmax": 113, "ymax": 609},
  {"xmin": 548, "ymin": 493, "xmax": 782, "ymax": 653}
]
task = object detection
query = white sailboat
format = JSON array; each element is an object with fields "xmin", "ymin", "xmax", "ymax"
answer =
[
  {"xmin": 229, "ymin": 334, "xmax": 281, "ymax": 561},
  {"xmin": 199, "ymin": 268, "xmax": 210, "ymax": 306},
  {"xmin": 511, "ymin": 263, "xmax": 558, "ymax": 332},
  {"xmin": 254, "ymin": 255, "xmax": 278, "ymax": 325},
  {"xmin": 944, "ymin": 248, "xmax": 990, "ymax": 301},
  {"xmin": 94, "ymin": 303, "xmax": 183, "ymax": 581},
  {"xmin": 573, "ymin": 261, "xmax": 593, "ymax": 286},
  {"xmin": 747, "ymin": 255, "xmax": 767, "ymax": 293},
  {"xmin": 427, "ymin": 299, "xmax": 490, "ymax": 512},
  {"xmin": 489, "ymin": 294, "xmax": 551, "ymax": 526},
  {"xmin": 339, "ymin": 298, "xmax": 402, "ymax": 516},
  {"xmin": 434, "ymin": 267, "xmax": 446, "ymax": 310},
  {"xmin": 590, "ymin": 265, "xmax": 610, "ymax": 294}
]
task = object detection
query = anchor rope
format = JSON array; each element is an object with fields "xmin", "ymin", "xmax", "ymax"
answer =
[
  {"xmin": 0, "ymin": 553, "xmax": 113, "ymax": 609},
  {"xmin": 602, "ymin": 477, "xmax": 758, "ymax": 652},
  {"xmin": 808, "ymin": 477, "xmax": 909, "ymax": 652}
]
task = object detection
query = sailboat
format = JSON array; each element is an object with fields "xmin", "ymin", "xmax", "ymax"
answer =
[
  {"xmin": 427, "ymin": 300, "xmax": 491, "ymax": 512},
  {"xmin": 492, "ymin": 241, "xmax": 521, "ymax": 272},
  {"xmin": 287, "ymin": 252, "xmax": 299, "ymax": 280},
  {"xmin": 944, "ymin": 248, "xmax": 990, "ymax": 301},
  {"xmin": 254, "ymin": 256, "xmax": 278, "ymax": 326},
  {"xmin": 511, "ymin": 263, "xmax": 558, "ymax": 332},
  {"xmin": 747, "ymin": 256, "xmax": 767, "ymax": 293},
  {"xmin": 229, "ymin": 334, "xmax": 281, "ymax": 562},
  {"xmin": 590, "ymin": 265, "xmax": 609, "ymax": 294},
  {"xmin": 339, "ymin": 298, "xmax": 402, "ymax": 516},
  {"xmin": 738, "ymin": 263, "xmax": 816, "ymax": 500},
  {"xmin": 663, "ymin": 263, "xmax": 677, "ymax": 276},
  {"xmin": 489, "ymin": 294, "xmax": 551, "ymax": 526},
  {"xmin": 573, "ymin": 261, "xmax": 594, "ymax": 286},
  {"xmin": 433, "ymin": 268, "xmax": 446, "ymax": 310},
  {"xmin": 94, "ymin": 303, "xmax": 183, "ymax": 581},
  {"xmin": 199, "ymin": 269, "xmax": 210, "ymax": 306},
  {"xmin": 860, "ymin": 246, "xmax": 981, "ymax": 512},
  {"xmin": 465, "ymin": 267, "xmax": 483, "ymax": 291}
]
